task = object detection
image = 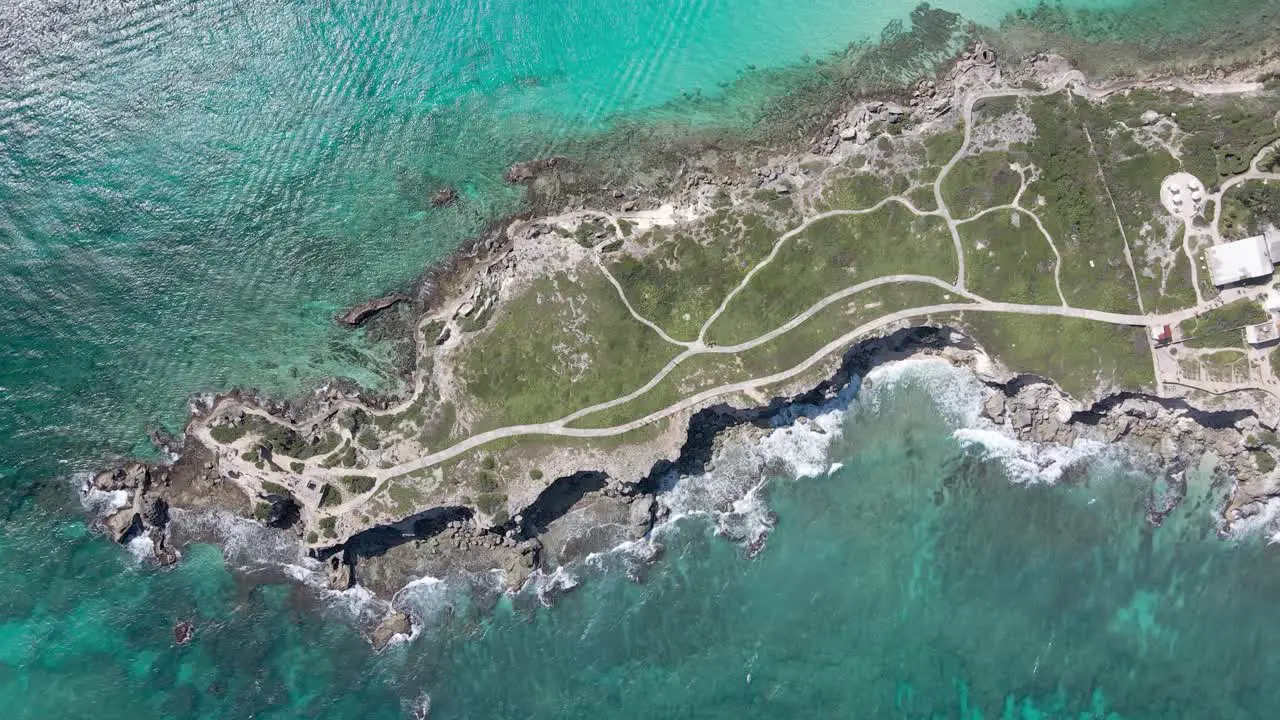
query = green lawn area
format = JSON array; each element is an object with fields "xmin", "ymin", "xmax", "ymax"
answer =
[
  {"xmin": 704, "ymin": 203, "xmax": 957, "ymax": 346},
  {"xmin": 959, "ymin": 208, "xmax": 1060, "ymax": 305},
  {"xmin": 456, "ymin": 268, "xmax": 681, "ymax": 431},
  {"xmin": 1179, "ymin": 299, "xmax": 1268, "ymax": 348},
  {"xmin": 960, "ymin": 312, "xmax": 1154, "ymax": 398},
  {"xmin": 608, "ymin": 210, "xmax": 779, "ymax": 341}
]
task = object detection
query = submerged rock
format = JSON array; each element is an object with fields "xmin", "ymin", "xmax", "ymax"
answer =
[{"xmin": 173, "ymin": 620, "xmax": 194, "ymax": 646}]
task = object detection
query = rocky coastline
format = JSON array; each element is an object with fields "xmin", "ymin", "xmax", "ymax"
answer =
[
  {"xmin": 79, "ymin": 32, "xmax": 1280, "ymax": 647},
  {"xmin": 87, "ymin": 322, "xmax": 1280, "ymax": 648}
]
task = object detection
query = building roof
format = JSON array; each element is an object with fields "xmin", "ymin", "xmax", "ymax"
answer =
[
  {"xmin": 1207, "ymin": 235, "xmax": 1273, "ymax": 287},
  {"xmin": 1246, "ymin": 321, "xmax": 1280, "ymax": 346}
]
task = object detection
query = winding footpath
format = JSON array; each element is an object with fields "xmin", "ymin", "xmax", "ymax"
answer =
[{"xmin": 196, "ymin": 67, "xmax": 1280, "ymax": 521}]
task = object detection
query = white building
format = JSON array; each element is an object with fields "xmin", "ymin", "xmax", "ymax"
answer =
[
  {"xmin": 1246, "ymin": 321, "xmax": 1280, "ymax": 346},
  {"xmin": 1207, "ymin": 235, "xmax": 1274, "ymax": 286}
]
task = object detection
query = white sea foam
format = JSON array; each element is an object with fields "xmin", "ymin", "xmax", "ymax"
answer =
[
  {"xmin": 859, "ymin": 357, "xmax": 1111, "ymax": 485},
  {"xmin": 858, "ymin": 357, "xmax": 984, "ymax": 427},
  {"xmin": 955, "ymin": 427, "xmax": 1109, "ymax": 485},
  {"xmin": 73, "ymin": 472, "xmax": 129, "ymax": 517},
  {"xmin": 530, "ymin": 565, "xmax": 580, "ymax": 607},
  {"xmin": 125, "ymin": 533, "xmax": 156, "ymax": 563}
]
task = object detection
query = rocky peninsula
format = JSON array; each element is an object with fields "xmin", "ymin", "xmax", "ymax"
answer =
[{"xmin": 85, "ymin": 39, "xmax": 1280, "ymax": 644}]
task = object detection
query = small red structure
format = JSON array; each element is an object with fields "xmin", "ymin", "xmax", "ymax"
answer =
[{"xmin": 1150, "ymin": 325, "xmax": 1173, "ymax": 346}]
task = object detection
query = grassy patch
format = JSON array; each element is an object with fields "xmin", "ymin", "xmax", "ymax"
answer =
[
  {"xmin": 1021, "ymin": 93, "xmax": 1141, "ymax": 313},
  {"xmin": 959, "ymin": 209, "xmax": 1060, "ymax": 305},
  {"xmin": 608, "ymin": 210, "xmax": 779, "ymax": 341},
  {"xmin": 941, "ymin": 150, "xmax": 1026, "ymax": 218},
  {"xmin": 455, "ymin": 268, "xmax": 681, "ymax": 431},
  {"xmin": 705, "ymin": 204, "xmax": 957, "ymax": 345},
  {"xmin": 573, "ymin": 282, "xmax": 962, "ymax": 429},
  {"xmin": 924, "ymin": 129, "xmax": 964, "ymax": 166},
  {"xmin": 387, "ymin": 484, "xmax": 426, "ymax": 515},
  {"xmin": 960, "ymin": 312, "xmax": 1153, "ymax": 398},
  {"xmin": 289, "ymin": 461, "xmax": 305, "ymax": 474},
  {"xmin": 318, "ymin": 516, "xmax": 337, "ymax": 539},
  {"xmin": 1179, "ymin": 299, "xmax": 1267, "ymax": 348},
  {"xmin": 474, "ymin": 492, "xmax": 508, "ymax": 516}
]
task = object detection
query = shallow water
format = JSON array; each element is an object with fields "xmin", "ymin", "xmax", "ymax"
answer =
[{"xmin": 5, "ymin": 0, "xmax": 1280, "ymax": 716}]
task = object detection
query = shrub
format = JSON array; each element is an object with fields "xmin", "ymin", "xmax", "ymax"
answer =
[
  {"xmin": 252, "ymin": 502, "xmax": 272, "ymax": 521},
  {"xmin": 210, "ymin": 423, "xmax": 247, "ymax": 444},
  {"xmin": 474, "ymin": 471, "xmax": 499, "ymax": 493},
  {"xmin": 318, "ymin": 484, "xmax": 343, "ymax": 508},
  {"xmin": 474, "ymin": 492, "xmax": 508, "ymax": 516},
  {"xmin": 261, "ymin": 481, "xmax": 290, "ymax": 497},
  {"xmin": 529, "ymin": 468, "xmax": 544, "ymax": 481},
  {"xmin": 306, "ymin": 531, "xmax": 319, "ymax": 544},
  {"xmin": 318, "ymin": 516, "xmax": 337, "ymax": 538},
  {"xmin": 341, "ymin": 475, "xmax": 375, "ymax": 494},
  {"xmin": 289, "ymin": 461, "xmax": 305, "ymax": 473}
]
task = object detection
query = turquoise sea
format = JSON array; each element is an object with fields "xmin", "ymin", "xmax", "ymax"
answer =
[{"xmin": 5, "ymin": 0, "xmax": 1280, "ymax": 716}]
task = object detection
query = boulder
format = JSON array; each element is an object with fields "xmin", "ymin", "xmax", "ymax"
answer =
[
  {"xmin": 173, "ymin": 620, "xmax": 194, "ymax": 646},
  {"xmin": 430, "ymin": 187, "xmax": 458, "ymax": 207},
  {"xmin": 105, "ymin": 509, "xmax": 142, "ymax": 544},
  {"xmin": 371, "ymin": 611, "xmax": 412, "ymax": 650},
  {"xmin": 327, "ymin": 555, "xmax": 354, "ymax": 591},
  {"xmin": 983, "ymin": 392, "xmax": 1005, "ymax": 423}
]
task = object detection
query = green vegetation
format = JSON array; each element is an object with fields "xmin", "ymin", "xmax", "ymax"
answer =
[
  {"xmin": 1180, "ymin": 299, "xmax": 1267, "ymax": 348},
  {"xmin": 474, "ymin": 492, "xmax": 508, "ymax": 516},
  {"xmin": 289, "ymin": 461, "xmax": 305, "ymax": 473},
  {"xmin": 260, "ymin": 480, "xmax": 290, "ymax": 497},
  {"xmin": 1193, "ymin": 349, "xmax": 1250, "ymax": 382},
  {"xmin": 924, "ymin": 129, "xmax": 964, "ymax": 166},
  {"xmin": 961, "ymin": 313, "xmax": 1153, "ymax": 398},
  {"xmin": 318, "ymin": 484, "xmax": 343, "ymax": 508},
  {"xmin": 320, "ymin": 443, "xmax": 359, "ymax": 469},
  {"xmin": 473, "ymin": 471, "xmax": 499, "ymax": 493},
  {"xmin": 210, "ymin": 423, "xmax": 249, "ymax": 444},
  {"xmin": 456, "ymin": 269, "xmax": 680, "ymax": 431},
  {"xmin": 1254, "ymin": 450, "xmax": 1277, "ymax": 474},
  {"xmin": 1221, "ymin": 181, "xmax": 1280, "ymax": 240},
  {"xmin": 306, "ymin": 531, "xmax": 319, "ymax": 544},
  {"xmin": 574, "ymin": 283, "xmax": 961, "ymax": 429},
  {"xmin": 608, "ymin": 210, "xmax": 779, "ymax": 340},
  {"xmin": 941, "ymin": 151, "xmax": 1026, "ymax": 218},
  {"xmin": 387, "ymin": 484, "xmax": 426, "ymax": 515},
  {"xmin": 959, "ymin": 209, "xmax": 1060, "ymax": 305},
  {"xmin": 1020, "ymin": 94, "xmax": 1141, "ymax": 313},
  {"xmin": 318, "ymin": 516, "xmax": 337, "ymax": 539},
  {"xmin": 528, "ymin": 469, "xmax": 544, "ymax": 481},
  {"xmin": 341, "ymin": 475, "xmax": 375, "ymax": 494},
  {"xmin": 253, "ymin": 502, "xmax": 272, "ymax": 521},
  {"xmin": 705, "ymin": 204, "xmax": 956, "ymax": 345},
  {"xmin": 356, "ymin": 428, "xmax": 380, "ymax": 450}
]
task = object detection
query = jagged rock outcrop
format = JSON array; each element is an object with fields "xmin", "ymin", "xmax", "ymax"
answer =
[{"xmin": 371, "ymin": 611, "xmax": 412, "ymax": 650}]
